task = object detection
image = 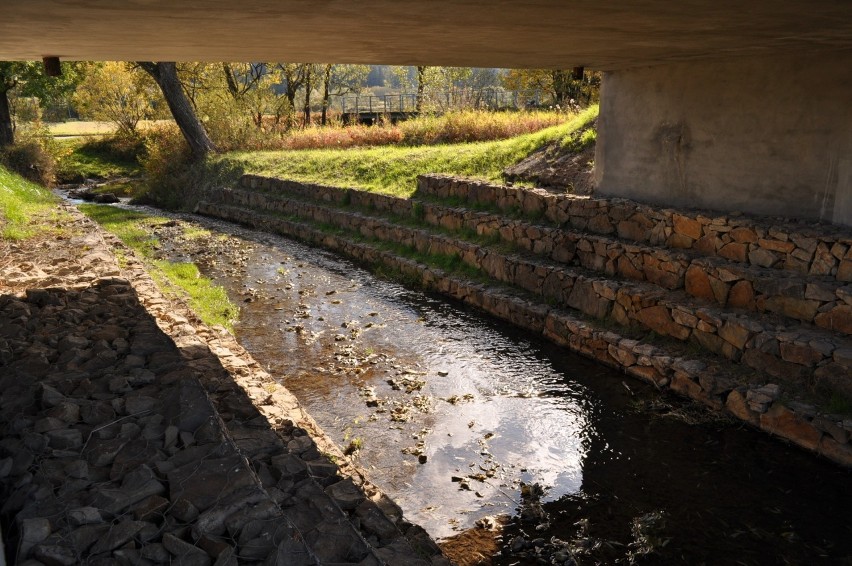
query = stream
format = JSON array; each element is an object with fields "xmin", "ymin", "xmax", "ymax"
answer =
[{"xmin": 81, "ymin": 199, "xmax": 852, "ymax": 564}]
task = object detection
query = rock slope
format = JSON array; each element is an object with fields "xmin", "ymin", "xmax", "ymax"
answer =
[{"xmin": 0, "ymin": 204, "xmax": 449, "ymax": 565}]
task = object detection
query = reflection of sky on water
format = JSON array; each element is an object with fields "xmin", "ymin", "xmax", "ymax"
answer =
[{"xmin": 195, "ymin": 224, "xmax": 597, "ymax": 539}]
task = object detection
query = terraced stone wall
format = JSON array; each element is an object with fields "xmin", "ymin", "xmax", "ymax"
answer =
[{"xmin": 416, "ymin": 175, "xmax": 852, "ymax": 282}]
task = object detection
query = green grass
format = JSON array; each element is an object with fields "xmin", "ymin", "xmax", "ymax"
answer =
[
  {"xmin": 79, "ymin": 204, "xmax": 238, "ymax": 330},
  {"xmin": 57, "ymin": 138, "xmax": 141, "ymax": 182},
  {"xmin": 0, "ymin": 165, "xmax": 59, "ymax": 240},
  {"xmin": 222, "ymin": 105, "xmax": 598, "ymax": 198}
]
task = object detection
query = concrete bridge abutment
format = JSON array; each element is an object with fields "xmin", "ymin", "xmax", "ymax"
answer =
[{"xmin": 595, "ymin": 50, "xmax": 852, "ymax": 226}]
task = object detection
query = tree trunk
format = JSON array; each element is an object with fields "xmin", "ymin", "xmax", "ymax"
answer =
[
  {"xmin": 416, "ymin": 66, "xmax": 426, "ymax": 112},
  {"xmin": 222, "ymin": 63, "xmax": 240, "ymax": 99},
  {"xmin": 303, "ymin": 66, "xmax": 312, "ymax": 127},
  {"xmin": 0, "ymin": 87, "xmax": 14, "ymax": 147},
  {"xmin": 138, "ymin": 62, "xmax": 216, "ymax": 159},
  {"xmin": 321, "ymin": 65, "xmax": 332, "ymax": 126}
]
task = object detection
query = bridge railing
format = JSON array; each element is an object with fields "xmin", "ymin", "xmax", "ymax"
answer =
[{"xmin": 337, "ymin": 88, "xmax": 547, "ymax": 115}]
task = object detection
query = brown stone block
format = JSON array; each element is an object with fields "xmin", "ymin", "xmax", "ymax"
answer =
[
  {"xmin": 667, "ymin": 233, "xmax": 694, "ymax": 249},
  {"xmin": 670, "ymin": 371, "xmax": 703, "ymax": 398},
  {"xmin": 566, "ymin": 280, "xmax": 611, "ymax": 319},
  {"xmin": 719, "ymin": 242, "xmax": 747, "ymax": 262},
  {"xmin": 760, "ymin": 405, "xmax": 822, "ymax": 451},
  {"xmin": 818, "ymin": 436, "xmax": 852, "ymax": 467},
  {"xmin": 636, "ymin": 305, "xmax": 691, "ymax": 340},
  {"xmin": 757, "ymin": 238, "xmax": 795, "ymax": 254},
  {"xmin": 814, "ymin": 305, "xmax": 852, "ymax": 334},
  {"xmin": 628, "ymin": 364, "xmax": 666, "ymax": 386},
  {"xmin": 837, "ymin": 259, "xmax": 852, "ymax": 282},
  {"xmin": 709, "ymin": 276, "xmax": 730, "ymax": 305},
  {"xmin": 587, "ymin": 214, "xmax": 614, "ymax": 234},
  {"xmin": 673, "ymin": 214, "xmax": 702, "ymax": 240},
  {"xmin": 728, "ymin": 280, "xmax": 755, "ymax": 309},
  {"xmin": 730, "ymin": 227, "xmax": 758, "ymax": 244},
  {"xmin": 764, "ymin": 296, "xmax": 820, "ymax": 322},
  {"xmin": 685, "ymin": 265, "xmax": 715, "ymax": 301},
  {"xmin": 831, "ymin": 242, "xmax": 850, "ymax": 260},
  {"xmin": 809, "ymin": 243, "xmax": 836, "ymax": 276},
  {"xmin": 617, "ymin": 220, "xmax": 647, "ymax": 242},
  {"xmin": 748, "ymin": 247, "xmax": 779, "ymax": 268},
  {"xmin": 645, "ymin": 266, "xmax": 681, "ymax": 290},
  {"xmin": 617, "ymin": 255, "xmax": 645, "ymax": 281},
  {"xmin": 725, "ymin": 388, "xmax": 759, "ymax": 425},
  {"xmin": 692, "ymin": 330, "xmax": 726, "ymax": 356},
  {"xmin": 741, "ymin": 349, "xmax": 811, "ymax": 382},
  {"xmin": 718, "ymin": 321, "xmax": 752, "ymax": 350},
  {"xmin": 694, "ymin": 235, "xmax": 721, "ymax": 256},
  {"xmin": 611, "ymin": 302, "xmax": 630, "ymax": 326},
  {"xmin": 779, "ymin": 342, "xmax": 824, "ymax": 367}
]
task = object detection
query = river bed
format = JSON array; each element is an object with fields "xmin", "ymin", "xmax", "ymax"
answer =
[{"xmin": 90, "ymin": 202, "xmax": 852, "ymax": 564}]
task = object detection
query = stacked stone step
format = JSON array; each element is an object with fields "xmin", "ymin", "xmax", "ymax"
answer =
[
  {"xmin": 210, "ymin": 183, "xmax": 851, "ymax": 400},
  {"xmin": 0, "ymin": 207, "xmax": 448, "ymax": 565},
  {"xmin": 196, "ymin": 196, "xmax": 852, "ymax": 465},
  {"xmin": 194, "ymin": 175, "xmax": 852, "ymax": 466},
  {"xmin": 237, "ymin": 175, "xmax": 852, "ymax": 333}
]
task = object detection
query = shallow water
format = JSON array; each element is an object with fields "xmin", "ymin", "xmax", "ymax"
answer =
[{"xmin": 116, "ymin": 205, "xmax": 852, "ymax": 562}]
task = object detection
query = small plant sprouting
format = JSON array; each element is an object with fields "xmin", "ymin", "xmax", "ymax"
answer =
[{"xmin": 344, "ymin": 437, "xmax": 364, "ymax": 455}]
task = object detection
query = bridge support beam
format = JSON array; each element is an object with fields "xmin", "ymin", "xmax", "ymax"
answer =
[{"xmin": 595, "ymin": 50, "xmax": 852, "ymax": 226}]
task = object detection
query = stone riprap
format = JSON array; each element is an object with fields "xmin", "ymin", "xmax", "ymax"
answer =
[
  {"xmin": 416, "ymin": 175, "xmax": 852, "ymax": 283},
  {"xmin": 197, "ymin": 175, "xmax": 852, "ymax": 468},
  {"xmin": 209, "ymin": 187, "xmax": 850, "ymax": 393},
  {"xmin": 0, "ymin": 205, "xmax": 448, "ymax": 565},
  {"xmin": 240, "ymin": 175, "xmax": 852, "ymax": 337}
]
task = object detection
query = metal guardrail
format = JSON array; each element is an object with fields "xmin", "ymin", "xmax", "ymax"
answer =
[{"xmin": 339, "ymin": 88, "xmax": 545, "ymax": 114}]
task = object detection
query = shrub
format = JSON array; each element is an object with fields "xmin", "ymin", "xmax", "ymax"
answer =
[
  {"xmin": 137, "ymin": 123, "xmax": 193, "ymax": 208},
  {"xmin": 82, "ymin": 132, "xmax": 146, "ymax": 164},
  {"xmin": 56, "ymin": 132, "xmax": 147, "ymax": 183},
  {"xmin": 138, "ymin": 123, "xmax": 242, "ymax": 210},
  {"xmin": 0, "ymin": 124, "xmax": 66, "ymax": 187}
]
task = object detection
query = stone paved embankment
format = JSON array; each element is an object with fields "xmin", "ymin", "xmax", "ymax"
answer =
[
  {"xmin": 195, "ymin": 174, "xmax": 852, "ymax": 468},
  {"xmin": 0, "ymin": 204, "xmax": 449, "ymax": 565}
]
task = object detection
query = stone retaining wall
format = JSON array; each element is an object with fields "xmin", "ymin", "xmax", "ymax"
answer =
[
  {"xmin": 238, "ymin": 175, "xmax": 852, "ymax": 337},
  {"xmin": 195, "ymin": 198, "xmax": 852, "ymax": 468},
  {"xmin": 210, "ymin": 189, "xmax": 852, "ymax": 394},
  {"xmin": 415, "ymin": 174, "xmax": 852, "ymax": 283}
]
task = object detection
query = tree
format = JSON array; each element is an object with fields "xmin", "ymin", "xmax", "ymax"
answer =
[
  {"xmin": 73, "ymin": 62, "xmax": 159, "ymax": 135},
  {"xmin": 137, "ymin": 62, "xmax": 216, "ymax": 159},
  {"xmin": 274, "ymin": 63, "xmax": 312, "ymax": 127},
  {"xmin": 0, "ymin": 61, "xmax": 82, "ymax": 147},
  {"xmin": 319, "ymin": 64, "xmax": 369, "ymax": 125},
  {"xmin": 390, "ymin": 66, "xmax": 434, "ymax": 111},
  {"xmin": 502, "ymin": 68, "xmax": 600, "ymax": 107}
]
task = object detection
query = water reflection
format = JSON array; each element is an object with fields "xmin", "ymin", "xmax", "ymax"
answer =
[
  {"xmin": 138, "ymin": 209, "xmax": 851, "ymax": 562},
  {"xmin": 218, "ymin": 237, "xmax": 595, "ymax": 538}
]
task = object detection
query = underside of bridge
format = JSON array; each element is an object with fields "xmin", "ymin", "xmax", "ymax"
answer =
[{"xmin": 2, "ymin": 1, "xmax": 851, "ymax": 225}]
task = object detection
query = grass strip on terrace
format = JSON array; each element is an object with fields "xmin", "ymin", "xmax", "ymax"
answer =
[
  {"xmin": 79, "ymin": 204, "xmax": 238, "ymax": 330},
  {"xmin": 222, "ymin": 105, "xmax": 598, "ymax": 198},
  {"xmin": 0, "ymin": 165, "xmax": 60, "ymax": 240}
]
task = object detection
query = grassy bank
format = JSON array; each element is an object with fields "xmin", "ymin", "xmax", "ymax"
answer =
[
  {"xmin": 79, "ymin": 204, "xmax": 238, "ymax": 330},
  {"xmin": 222, "ymin": 105, "xmax": 598, "ymax": 198},
  {"xmin": 0, "ymin": 165, "xmax": 59, "ymax": 240},
  {"xmin": 57, "ymin": 137, "xmax": 142, "ymax": 182}
]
